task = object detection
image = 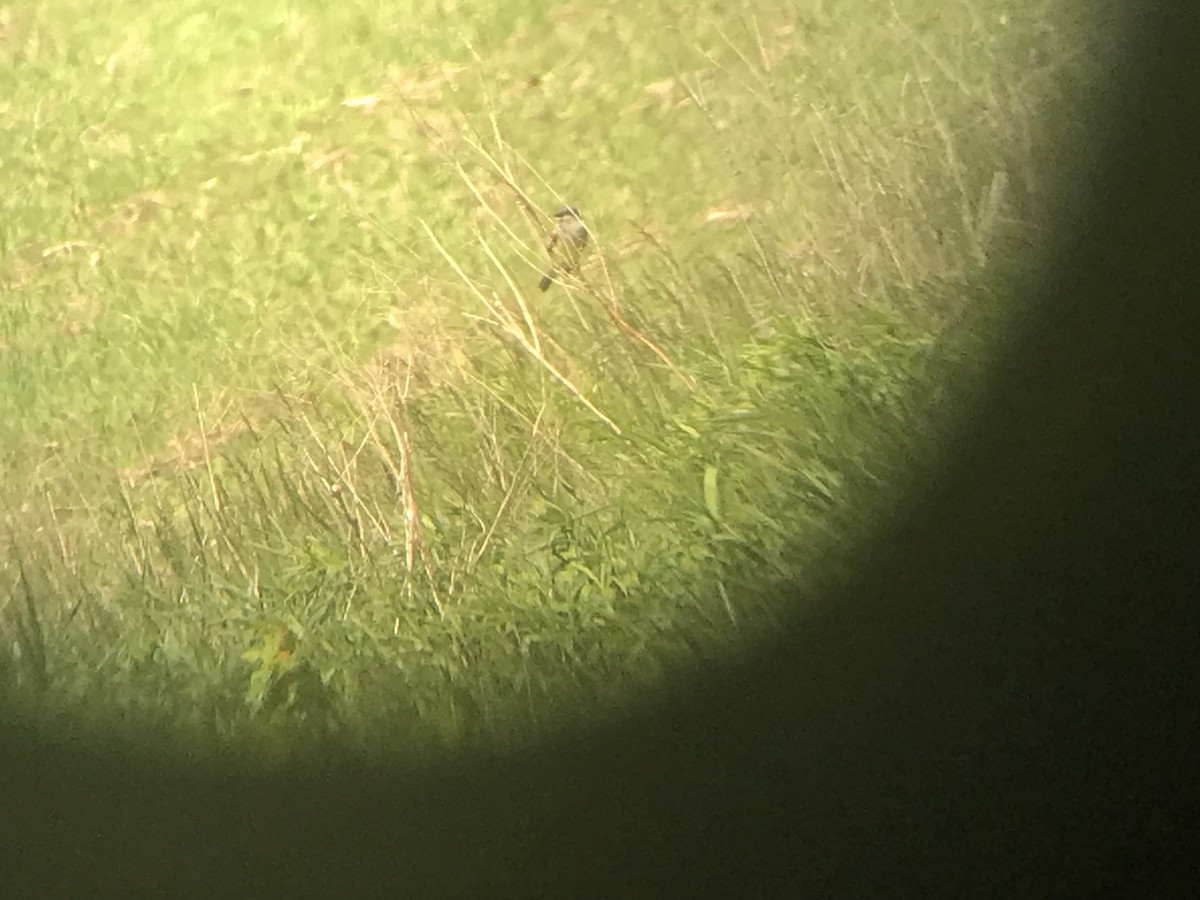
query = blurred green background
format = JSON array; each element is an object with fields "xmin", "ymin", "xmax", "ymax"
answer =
[{"xmin": 0, "ymin": 0, "xmax": 1112, "ymax": 763}]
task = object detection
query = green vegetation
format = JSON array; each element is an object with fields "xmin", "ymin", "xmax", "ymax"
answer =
[{"xmin": 1, "ymin": 0, "xmax": 1112, "ymax": 764}]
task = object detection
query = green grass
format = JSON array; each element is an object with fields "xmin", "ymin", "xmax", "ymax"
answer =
[{"xmin": 1, "ymin": 0, "xmax": 1113, "ymax": 764}]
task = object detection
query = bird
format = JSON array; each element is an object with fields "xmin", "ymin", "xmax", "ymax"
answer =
[{"xmin": 538, "ymin": 206, "xmax": 589, "ymax": 291}]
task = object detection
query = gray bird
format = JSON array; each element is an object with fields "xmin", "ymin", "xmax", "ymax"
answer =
[{"xmin": 538, "ymin": 206, "xmax": 589, "ymax": 291}]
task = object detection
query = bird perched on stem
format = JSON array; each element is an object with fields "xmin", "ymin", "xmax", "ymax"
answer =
[{"xmin": 538, "ymin": 206, "xmax": 589, "ymax": 291}]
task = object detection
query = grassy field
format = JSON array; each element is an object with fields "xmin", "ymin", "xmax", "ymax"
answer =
[{"xmin": 1, "ymin": 0, "xmax": 1111, "ymax": 763}]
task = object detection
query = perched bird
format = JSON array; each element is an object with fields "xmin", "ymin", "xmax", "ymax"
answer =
[{"xmin": 538, "ymin": 206, "xmax": 589, "ymax": 291}]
